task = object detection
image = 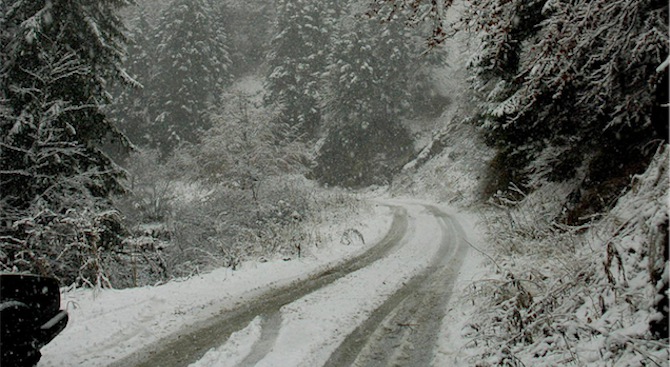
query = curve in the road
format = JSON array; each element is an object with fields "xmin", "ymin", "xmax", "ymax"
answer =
[
  {"xmin": 322, "ymin": 205, "xmax": 469, "ymax": 367},
  {"xmin": 109, "ymin": 205, "xmax": 409, "ymax": 367}
]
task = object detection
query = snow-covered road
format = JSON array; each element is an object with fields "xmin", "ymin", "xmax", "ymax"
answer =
[
  {"xmin": 322, "ymin": 205, "xmax": 468, "ymax": 367},
  {"xmin": 39, "ymin": 199, "xmax": 484, "ymax": 367}
]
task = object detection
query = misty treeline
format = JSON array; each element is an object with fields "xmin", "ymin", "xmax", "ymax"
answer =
[{"xmin": 110, "ymin": 0, "xmax": 445, "ymax": 184}]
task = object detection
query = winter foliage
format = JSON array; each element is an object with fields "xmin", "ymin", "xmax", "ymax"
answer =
[
  {"xmin": 0, "ymin": 0, "xmax": 131, "ymax": 285},
  {"xmin": 109, "ymin": 0, "xmax": 233, "ymax": 156},
  {"xmin": 194, "ymin": 89, "xmax": 307, "ymax": 189},
  {"xmin": 368, "ymin": 0, "xmax": 668, "ymax": 214},
  {"xmin": 265, "ymin": 0, "xmax": 333, "ymax": 139},
  {"xmin": 465, "ymin": 0, "xmax": 669, "ymax": 222},
  {"xmin": 464, "ymin": 146, "xmax": 669, "ymax": 366},
  {"xmin": 0, "ymin": 6, "xmax": 667, "ymax": 367},
  {"xmin": 148, "ymin": 0, "xmax": 232, "ymax": 153},
  {"xmin": 375, "ymin": 0, "xmax": 668, "ymax": 364},
  {"xmin": 315, "ymin": 1, "xmax": 443, "ymax": 187},
  {"xmin": 109, "ymin": 75, "xmax": 349, "ymax": 285}
]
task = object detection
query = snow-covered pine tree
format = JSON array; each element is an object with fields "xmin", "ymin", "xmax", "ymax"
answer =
[
  {"xmin": 0, "ymin": 0, "xmax": 133, "ymax": 285},
  {"xmin": 366, "ymin": 0, "xmax": 455, "ymax": 48},
  {"xmin": 466, "ymin": 0, "xmax": 668, "ymax": 222},
  {"xmin": 107, "ymin": 5, "xmax": 155, "ymax": 151},
  {"xmin": 315, "ymin": 10, "xmax": 428, "ymax": 187},
  {"xmin": 148, "ymin": 0, "xmax": 232, "ymax": 155},
  {"xmin": 265, "ymin": 0, "xmax": 332, "ymax": 139},
  {"xmin": 461, "ymin": 0, "xmax": 548, "ymax": 198},
  {"xmin": 324, "ymin": 16, "xmax": 429, "ymax": 122}
]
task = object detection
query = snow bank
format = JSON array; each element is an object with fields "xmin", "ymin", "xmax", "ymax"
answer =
[{"xmin": 454, "ymin": 145, "xmax": 669, "ymax": 366}]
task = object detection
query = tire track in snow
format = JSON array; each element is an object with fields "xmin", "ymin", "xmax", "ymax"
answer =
[
  {"xmin": 235, "ymin": 311, "xmax": 282, "ymax": 367},
  {"xmin": 322, "ymin": 205, "xmax": 469, "ymax": 367},
  {"xmin": 109, "ymin": 205, "xmax": 408, "ymax": 367}
]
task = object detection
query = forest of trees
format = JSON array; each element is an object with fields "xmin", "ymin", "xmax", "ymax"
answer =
[
  {"xmin": 0, "ymin": 0, "xmax": 434, "ymax": 286},
  {"xmin": 1, "ymin": 0, "xmax": 667, "ymax": 364},
  {"xmin": 369, "ymin": 0, "xmax": 668, "ymax": 214},
  {"xmin": 1, "ymin": 0, "xmax": 667, "ymax": 302},
  {"xmin": 465, "ymin": 0, "xmax": 669, "ymax": 224},
  {"xmin": 375, "ymin": 0, "xmax": 669, "ymax": 364}
]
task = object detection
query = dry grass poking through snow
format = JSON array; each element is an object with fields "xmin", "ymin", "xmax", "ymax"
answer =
[{"xmin": 462, "ymin": 145, "xmax": 669, "ymax": 366}]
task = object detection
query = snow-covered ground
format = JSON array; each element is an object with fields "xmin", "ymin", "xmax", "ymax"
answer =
[
  {"xmin": 191, "ymin": 200, "xmax": 449, "ymax": 367},
  {"xmin": 430, "ymin": 147, "xmax": 670, "ymax": 367},
  {"xmin": 38, "ymin": 199, "xmax": 489, "ymax": 367},
  {"xmin": 38, "ymin": 203, "xmax": 393, "ymax": 367},
  {"xmin": 431, "ymin": 232, "xmax": 487, "ymax": 366}
]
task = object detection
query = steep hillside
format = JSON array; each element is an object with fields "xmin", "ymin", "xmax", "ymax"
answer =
[
  {"xmin": 446, "ymin": 146, "xmax": 669, "ymax": 366},
  {"xmin": 389, "ymin": 0, "xmax": 669, "ymax": 364}
]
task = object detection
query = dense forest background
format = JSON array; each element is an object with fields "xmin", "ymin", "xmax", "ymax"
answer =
[
  {"xmin": 1, "ymin": 0, "xmax": 452, "ymax": 287},
  {"xmin": 1, "ymin": 0, "xmax": 668, "ymax": 362}
]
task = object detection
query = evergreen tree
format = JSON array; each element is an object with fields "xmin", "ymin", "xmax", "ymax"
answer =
[
  {"xmin": 465, "ymin": 0, "xmax": 668, "ymax": 220},
  {"xmin": 463, "ymin": 0, "xmax": 549, "ymax": 198},
  {"xmin": 148, "ymin": 0, "xmax": 232, "ymax": 154},
  {"xmin": 0, "ymin": 0, "xmax": 133, "ymax": 283},
  {"xmin": 315, "ymin": 12, "xmax": 430, "ymax": 186},
  {"xmin": 323, "ymin": 18, "xmax": 424, "ymax": 122},
  {"xmin": 366, "ymin": 0, "xmax": 453, "ymax": 48},
  {"xmin": 265, "ymin": 0, "xmax": 332, "ymax": 138},
  {"xmin": 107, "ymin": 5, "xmax": 155, "ymax": 150}
]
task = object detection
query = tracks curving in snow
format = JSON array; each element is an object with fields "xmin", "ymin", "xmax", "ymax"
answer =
[
  {"xmin": 235, "ymin": 311, "xmax": 282, "ymax": 367},
  {"xmin": 109, "ymin": 205, "xmax": 408, "ymax": 367},
  {"xmin": 322, "ymin": 205, "xmax": 468, "ymax": 367},
  {"xmin": 110, "ymin": 201, "xmax": 469, "ymax": 367}
]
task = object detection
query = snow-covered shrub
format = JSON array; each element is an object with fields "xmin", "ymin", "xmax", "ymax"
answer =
[
  {"xmin": 117, "ymin": 146, "xmax": 363, "ymax": 279},
  {"xmin": 464, "ymin": 145, "xmax": 669, "ymax": 366},
  {"xmin": 195, "ymin": 89, "xmax": 309, "ymax": 188},
  {"xmin": 2, "ymin": 189, "xmax": 125, "ymax": 288},
  {"xmin": 106, "ymin": 76, "xmax": 371, "ymax": 284},
  {"xmin": 106, "ymin": 235, "xmax": 168, "ymax": 288},
  {"xmin": 119, "ymin": 149, "xmax": 179, "ymax": 222},
  {"xmin": 156, "ymin": 174, "xmax": 365, "ymax": 276}
]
